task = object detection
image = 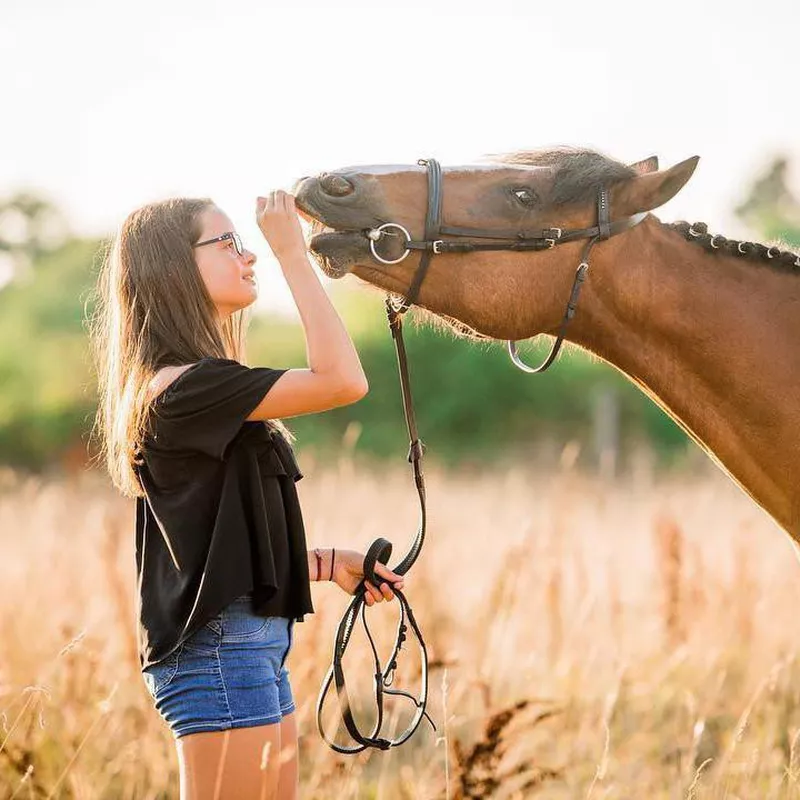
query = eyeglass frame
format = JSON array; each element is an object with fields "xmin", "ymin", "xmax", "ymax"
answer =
[{"xmin": 192, "ymin": 231, "xmax": 244, "ymax": 257}]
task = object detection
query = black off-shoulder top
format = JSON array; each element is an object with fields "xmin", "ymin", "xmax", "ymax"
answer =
[{"xmin": 133, "ymin": 357, "xmax": 314, "ymax": 671}]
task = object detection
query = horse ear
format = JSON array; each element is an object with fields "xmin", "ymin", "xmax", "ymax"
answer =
[
  {"xmin": 629, "ymin": 155, "xmax": 659, "ymax": 174},
  {"xmin": 612, "ymin": 156, "xmax": 700, "ymax": 216}
]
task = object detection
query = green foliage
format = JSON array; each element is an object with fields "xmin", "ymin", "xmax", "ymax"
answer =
[{"xmin": 0, "ymin": 236, "xmax": 100, "ymax": 468}]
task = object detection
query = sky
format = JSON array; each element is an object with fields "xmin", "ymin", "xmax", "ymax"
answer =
[{"xmin": 1, "ymin": 0, "xmax": 797, "ymax": 314}]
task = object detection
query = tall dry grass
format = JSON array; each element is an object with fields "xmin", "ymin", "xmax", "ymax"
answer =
[{"xmin": 2, "ymin": 453, "xmax": 800, "ymax": 799}]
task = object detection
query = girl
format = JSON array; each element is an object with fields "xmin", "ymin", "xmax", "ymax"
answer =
[{"xmin": 89, "ymin": 189, "xmax": 404, "ymax": 799}]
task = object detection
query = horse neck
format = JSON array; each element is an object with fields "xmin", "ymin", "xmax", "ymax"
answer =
[{"xmin": 569, "ymin": 215, "xmax": 800, "ymax": 537}]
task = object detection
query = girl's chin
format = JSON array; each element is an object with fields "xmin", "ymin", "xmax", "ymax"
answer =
[{"xmin": 217, "ymin": 296, "xmax": 259, "ymax": 320}]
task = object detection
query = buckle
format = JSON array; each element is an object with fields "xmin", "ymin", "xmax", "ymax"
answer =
[
  {"xmin": 432, "ymin": 240, "xmax": 445, "ymax": 254},
  {"xmin": 545, "ymin": 239, "xmax": 556, "ymax": 249},
  {"xmin": 544, "ymin": 227, "xmax": 562, "ymax": 240}
]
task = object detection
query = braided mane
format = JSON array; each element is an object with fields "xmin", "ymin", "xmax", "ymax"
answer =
[{"xmin": 666, "ymin": 221, "xmax": 800, "ymax": 274}]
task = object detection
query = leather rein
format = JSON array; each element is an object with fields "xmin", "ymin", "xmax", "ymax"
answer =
[{"xmin": 316, "ymin": 158, "xmax": 647, "ymax": 754}]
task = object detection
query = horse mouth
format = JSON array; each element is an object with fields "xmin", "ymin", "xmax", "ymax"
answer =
[{"xmin": 296, "ymin": 200, "xmax": 369, "ymax": 279}]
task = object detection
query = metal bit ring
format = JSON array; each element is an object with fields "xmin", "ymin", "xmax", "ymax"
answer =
[{"xmin": 368, "ymin": 223, "xmax": 412, "ymax": 265}]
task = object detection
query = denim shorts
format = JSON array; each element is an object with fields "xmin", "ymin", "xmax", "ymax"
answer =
[{"xmin": 141, "ymin": 593, "xmax": 296, "ymax": 739}]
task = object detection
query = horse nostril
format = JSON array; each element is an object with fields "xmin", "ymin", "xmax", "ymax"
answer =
[{"xmin": 319, "ymin": 173, "xmax": 355, "ymax": 198}]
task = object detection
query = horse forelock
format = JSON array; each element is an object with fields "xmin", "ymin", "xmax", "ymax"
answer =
[{"xmin": 481, "ymin": 146, "xmax": 637, "ymax": 207}]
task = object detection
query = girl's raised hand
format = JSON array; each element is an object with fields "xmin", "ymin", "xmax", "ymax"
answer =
[{"xmin": 255, "ymin": 191, "xmax": 306, "ymax": 261}]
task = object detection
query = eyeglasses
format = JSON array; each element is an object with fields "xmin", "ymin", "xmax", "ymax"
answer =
[{"xmin": 192, "ymin": 231, "xmax": 244, "ymax": 257}]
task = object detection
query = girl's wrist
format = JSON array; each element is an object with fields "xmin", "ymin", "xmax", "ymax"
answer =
[{"xmin": 312, "ymin": 547, "xmax": 335, "ymax": 582}]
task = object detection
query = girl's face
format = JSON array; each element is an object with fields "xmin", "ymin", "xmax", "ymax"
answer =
[{"xmin": 193, "ymin": 206, "xmax": 258, "ymax": 320}]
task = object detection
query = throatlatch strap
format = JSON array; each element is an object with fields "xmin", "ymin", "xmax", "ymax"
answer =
[{"xmin": 507, "ymin": 233, "xmax": 598, "ymax": 373}]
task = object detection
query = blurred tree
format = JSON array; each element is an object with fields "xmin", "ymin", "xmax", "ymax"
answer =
[
  {"xmin": 0, "ymin": 190, "xmax": 70, "ymax": 282},
  {"xmin": 735, "ymin": 156, "xmax": 800, "ymax": 247},
  {"xmin": 0, "ymin": 235, "xmax": 100, "ymax": 471}
]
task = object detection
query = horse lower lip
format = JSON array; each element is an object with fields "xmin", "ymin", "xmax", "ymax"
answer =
[
  {"xmin": 309, "ymin": 230, "xmax": 365, "ymax": 251},
  {"xmin": 310, "ymin": 231, "xmax": 340, "ymax": 248}
]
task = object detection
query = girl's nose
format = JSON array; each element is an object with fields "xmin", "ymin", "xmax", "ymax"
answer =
[{"xmin": 243, "ymin": 249, "xmax": 256, "ymax": 265}]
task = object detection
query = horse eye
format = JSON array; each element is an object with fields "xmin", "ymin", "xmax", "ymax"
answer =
[{"xmin": 512, "ymin": 188, "xmax": 536, "ymax": 206}]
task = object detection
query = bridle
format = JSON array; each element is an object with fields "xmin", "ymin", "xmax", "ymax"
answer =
[
  {"xmin": 316, "ymin": 158, "xmax": 647, "ymax": 754},
  {"xmin": 370, "ymin": 158, "xmax": 647, "ymax": 371}
]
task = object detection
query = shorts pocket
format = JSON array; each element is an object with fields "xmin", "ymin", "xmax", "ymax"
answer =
[
  {"xmin": 220, "ymin": 609, "xmax": 273, "ymax": 642},
  {"xmin": 142, "ymin": 645, "xmax": 183, "ymax": 695}
]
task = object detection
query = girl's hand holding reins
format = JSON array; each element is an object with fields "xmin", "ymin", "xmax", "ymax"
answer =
[
  {"xmin": 256, "ymin": 191, "xmax": 306, "ymax": 261},
  {"xmin": 332, "ymin": 548, "xmax": 405, "ymax": 606}
]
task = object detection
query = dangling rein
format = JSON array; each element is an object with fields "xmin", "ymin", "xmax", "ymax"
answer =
[{"xmin": 315, "ymin": 297, "xmax": 435, "ymax": 753}]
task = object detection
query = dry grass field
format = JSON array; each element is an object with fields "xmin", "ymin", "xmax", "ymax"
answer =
[{"xmin": 2, "ymin": 453, "xmax": 800, "ymax": 799}]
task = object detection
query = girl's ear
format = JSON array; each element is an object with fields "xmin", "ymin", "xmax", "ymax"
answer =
[{"xmin": 612, "ymin": 156, "xmax": 700, "ymax": 216}]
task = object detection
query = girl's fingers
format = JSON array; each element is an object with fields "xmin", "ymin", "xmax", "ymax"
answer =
[
  {"xmin": 363, "ymin": 578, "xmax": 403, "ymax": 602},
  {"xmin": 259, "ymin": 190, "xmax": 298, "ymax": 217},
  {"xmin": 379, "ymin": 564, "xmax": 401, "ymax": 580},
  {"xmin": 261, "ymin": 190, "xmax": 288, "ymax": 218}
]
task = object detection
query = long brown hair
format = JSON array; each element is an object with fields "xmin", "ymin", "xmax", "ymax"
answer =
[{"xmin": 87, "ymin": 197, "xmax": 293, "ymax": 499}]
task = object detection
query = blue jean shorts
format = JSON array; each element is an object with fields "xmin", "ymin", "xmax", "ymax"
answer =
[{"xmin": 141, "ymin": 593, "xmax": 296, "ymax": 739}]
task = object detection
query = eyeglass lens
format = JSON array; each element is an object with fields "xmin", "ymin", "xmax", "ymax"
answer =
[{"xmin": 232, "ymin": 232, "xmax": 243, "ymax": 256}]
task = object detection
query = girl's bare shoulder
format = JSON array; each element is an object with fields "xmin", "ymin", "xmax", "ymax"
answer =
[{"xmin": 147, "ymin": 363, "xmax": 199, "ymax": 402}]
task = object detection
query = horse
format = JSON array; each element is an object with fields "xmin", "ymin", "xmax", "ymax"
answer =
[{"xmin": 293, "ymin": 148, "xmax": 800, "ymax": 541}]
